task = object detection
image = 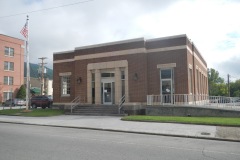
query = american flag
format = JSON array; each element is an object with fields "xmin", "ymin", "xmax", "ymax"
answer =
[{"xmin": 20, "ymin": 22, "xmax": 28, "ymax": 39}]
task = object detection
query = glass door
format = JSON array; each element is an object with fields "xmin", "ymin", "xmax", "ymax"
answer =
[
  {"xmin": 161, "ymin": 80, "xmax": 172, "ymax": 103},
  {"xmin": 160, "ymin": 68, "xmax": 174, "ymax": 104},
  {"xmin": 103, "ymin": 82, "xmax": 112, "ymax": 104}
]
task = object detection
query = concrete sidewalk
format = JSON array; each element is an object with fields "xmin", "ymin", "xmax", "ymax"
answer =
[{"xmin": 0, "ymin": 115, "xmax": 239, "ymax": 142}]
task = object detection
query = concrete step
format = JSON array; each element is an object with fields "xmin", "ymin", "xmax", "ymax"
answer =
[
  {"xmin": 68, "ymin": 105, "xmax": 122, "ymax": 116},
  {"xmin": 65, "ymin": 112, "xmax": 126, "ymax": 116}
]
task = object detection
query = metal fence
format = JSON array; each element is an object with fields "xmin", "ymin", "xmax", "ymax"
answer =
[{"xmin": 147, "ymin": 94, "xmax": 240, "ymax": 109}]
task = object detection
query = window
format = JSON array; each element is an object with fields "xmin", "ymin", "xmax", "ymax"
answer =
[
  {"xmin": 5, "ymin": 47, "xmax": 14, "ymax": 56},
  {"xmin": 92, "ymin": 73, "xmax": 95, "ymax": 104},
  {"xmin": 101, "ymin": 73, "xmax": 114, "ymax": 77},
  {"xmin": 4, "ymin": 61, "xmax": 14, "ymax": 71},
  {"xmin": 3, "ymin": 92, "xmax": 13, "ymax": 102},
  {"xmin": 4, "ymin": 76, "xmax": 13, "ymax": 85},
  {"xmin": 189, "ymin": 68, "xmax": 193, "ymax": 94},
  {"xmin": 161, "ymin": 69, "xmax": 173, "ymax": 79},
  {"xmin": 61, "ymin": 76, "xmax": 70, "ymax": 95},
  {"xmin": 121, "ymin": 70, "xmax": 125, "ymax": 97},
  {"xmin": 196, "ymin": 69, "xmax": 199, "ymax": 94}
]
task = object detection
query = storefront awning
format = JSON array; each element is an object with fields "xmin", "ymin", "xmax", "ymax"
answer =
[{"xmin": 30, "ymin": 87, "xmax": 41, "ymax": 94}]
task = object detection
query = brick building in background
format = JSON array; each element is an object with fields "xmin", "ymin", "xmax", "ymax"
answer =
[
  {"xmin": 53, "ymin": 34, "xmax": 208, "ymax": 107},
  {"xmin": 0, "ymin": 34, "xmax": 25, "ymax": 103}
]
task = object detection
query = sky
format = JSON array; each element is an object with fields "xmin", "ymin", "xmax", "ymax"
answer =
[{"xmin": 0, "ymin": 0, "xmax": 240, "ymax": 82}]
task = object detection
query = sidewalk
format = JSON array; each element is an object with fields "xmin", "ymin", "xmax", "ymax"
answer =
[{"xmin": 0, "ymin": 115, "xmax": 239, "ymax": 142}]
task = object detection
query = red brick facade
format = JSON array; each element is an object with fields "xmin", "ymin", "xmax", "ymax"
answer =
[
  {"xmin": 53, "ymin": 34, "xmax": 208, "ymax": 105},
  {"xmin": 0, "ymin": 34, "xmax": 25, "ymax": 102}
]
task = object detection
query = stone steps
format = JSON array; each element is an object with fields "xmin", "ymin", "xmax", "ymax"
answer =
[{"xmin": 67, "ymin": 105, "xmax": 124, "ymax": 116}]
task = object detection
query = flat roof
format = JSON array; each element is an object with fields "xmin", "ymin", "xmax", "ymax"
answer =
[
  {"xmin": 53, "ymin": 50, "xmax": 74, "ymax": 55},
  {"xmin": 0, "ymin": 34, "xmax": 24, "ymax": 42},
  {"xmin": 75, "ymin": 37, "xmax": 144, "ymax": 50},
  {"xmin": 146, "ymin": 34, "xmax": 187, "ymax": 42}
]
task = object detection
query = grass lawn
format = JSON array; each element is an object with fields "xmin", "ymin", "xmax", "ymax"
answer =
[
  {"xmin": 0, "ymin": 109, "xmax": 64, "ymax": 117},
  {"xmin": 122, "ymin": 115, "xmax": 240, "ymax": 127}
]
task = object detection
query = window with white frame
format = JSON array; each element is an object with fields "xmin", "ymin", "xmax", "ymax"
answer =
[
  {"xmin": 61, "ymin": 76, "xmax": 70, "ymax": 95},
  {"xmin": 4, "ymin": 76, "xmax": 13, "ymax": 85},
  {"xmin": 3, "ymin": 92, "xmax": 13, "ymax": 102},
  {"xmin": 121, "ymin": 70, "xmax": 125, "ymax": 97},
  {"xmin": 4, "ymin": 61, "xmax": 14, "ymax": 71},
  {"xmin": 5, "ymin": 47, "xmax": 14, "ymax": 57}
]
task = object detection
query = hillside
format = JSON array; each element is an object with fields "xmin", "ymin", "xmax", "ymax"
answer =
[{"xmin": 24, "ymin": 62, "xmax": 53, "ymax": 80}]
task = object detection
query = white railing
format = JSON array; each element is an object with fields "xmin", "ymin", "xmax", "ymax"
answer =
[
  {"xmin": 70, "ymin": 96, "xmax": 80, "ymax": 113},
  {"xmin": 147, "ymin": 94, "xmax": 240, "ymax": 109},
  {"xmin": 118, "ymin": 95, "xmax": 125, "ymax": 114}
]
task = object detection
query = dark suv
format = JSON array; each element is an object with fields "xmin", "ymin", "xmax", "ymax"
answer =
[{"xmin": 30, "ymin": 96, "xmax": 52, "ymax": 109}]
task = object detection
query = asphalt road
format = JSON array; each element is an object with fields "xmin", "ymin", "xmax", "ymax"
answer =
[{"xmin": 0, "ymin": 123, "xmax": 240, "ymax": 160}]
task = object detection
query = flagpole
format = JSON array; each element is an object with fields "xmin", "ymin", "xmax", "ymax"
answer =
[{"xmin": 26, "ymin": 15, "xmax": 30, "ymax": 110}]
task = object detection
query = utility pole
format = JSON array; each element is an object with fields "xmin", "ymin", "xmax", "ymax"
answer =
[
  {"xmin": 227, "ymin": 74, "xmax": 230, "ymax": 97},
  {"xmin": 38, "ymin": 57, "xmax": 47, "ymax": 95}
]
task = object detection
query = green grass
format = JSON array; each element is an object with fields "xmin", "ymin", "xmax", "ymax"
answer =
[
  {"xmin": 0, "ymin": 109, "xmax": 64, "ymax": 117},
  {"xmin": 121, "ymin": 116, "xmax": 240, "ymax": 126}
]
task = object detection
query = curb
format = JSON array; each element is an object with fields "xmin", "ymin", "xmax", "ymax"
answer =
[
  {"xmin": 121, "ymin": 119, "xmax": 240, "ymax": 127},
  {"xmin": 1, "ymin": 121, "xmax": 240, "ymax": 143}
]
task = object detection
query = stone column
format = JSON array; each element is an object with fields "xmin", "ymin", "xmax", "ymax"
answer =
[
  {"xmin": 114, "ymin": 67, "xmax": 121, "ymax": 104},
  {"xmin": 95, "ymin": 69, "xmax": 101, "ymax": 104},
  {"xmin": 87, "ymin": 70, "xmax": 92, "ymax": 104}
]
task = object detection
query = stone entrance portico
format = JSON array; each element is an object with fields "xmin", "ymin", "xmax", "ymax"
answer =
[{"xmin": 87, "ymin": 60, "xmax": 129, "ymax": 105}]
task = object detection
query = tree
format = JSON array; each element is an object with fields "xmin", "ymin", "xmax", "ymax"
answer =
[
  {"xmin": 230, "ymin": 79, "xmax": 240, "ymax": 97},
  {"xmin": 208, "ymin": 68, "xmax": 224, "ymax": 84},
  {"xmin": 208, "ymin": 68, "xmax": 227, "ymax": 96},
  {"xmin": 16, "ymin": 85, "xmax": 26, "ymax": 99}
]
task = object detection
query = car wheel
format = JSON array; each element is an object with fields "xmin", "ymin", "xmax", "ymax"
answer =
[
  {"xmin": 42, "ymin": 106, "xmax": 46, "ymax": 109},
  {"xmin": 32, "ymin": 104, "xmax": 37, "ymax": 109}
]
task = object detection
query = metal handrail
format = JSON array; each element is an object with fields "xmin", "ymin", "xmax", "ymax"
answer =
[
  {"xmin": 118, "ymin": 95, "xmax": 125, "ymax": 114},
  {"xmin": 147, "ymin": 94, "xmax": 240, "ymax": 109},
  {"xmin": 71, "ymin": 96, "xmax": 80, "ymax": 113}
]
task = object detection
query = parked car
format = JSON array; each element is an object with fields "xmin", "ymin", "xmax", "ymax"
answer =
[
  {"xmin": 30, "ymin": 96, "xmax": 52, "ymax": 109},
  {"xmin": 235, "ymin": 99, "xmax": 240, "ymax": 102},
  {"xmin": 47, "ymin": 95, "xmax": 53, "ymax": 104},
  {"xmin": 3, "ymin": 98, "xmax": 26, "ymax": 106}
]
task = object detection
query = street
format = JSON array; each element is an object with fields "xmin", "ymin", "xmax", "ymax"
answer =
[{"xmin": 0, "ymin": 123, "xmax": 239, "ymax": 160}]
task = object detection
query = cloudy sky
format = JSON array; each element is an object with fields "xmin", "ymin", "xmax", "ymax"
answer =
[{"xmin": 0, "ymin": 0, "xmax": 240, "ymax": 81}]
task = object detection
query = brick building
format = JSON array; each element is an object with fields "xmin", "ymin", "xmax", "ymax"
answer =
[
  {"xmin": 53, "ymin": 34, "xmax": 208, "ymax": 106},
  {"xmin": 0, "ymin": 34, "xmax": 25, "ymax": 102}
]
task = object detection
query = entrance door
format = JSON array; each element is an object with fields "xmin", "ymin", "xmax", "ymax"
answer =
[
  {"xmin": 160, "ymin": 68, "xmax": 173, "ymax": 104},
  {"xmin": 161, "ymin": 79, "xmax": 172, "ymax": 103},
  {"xmin": 103, "ymin": 82, "xmax": 112, "ymax": 104}
]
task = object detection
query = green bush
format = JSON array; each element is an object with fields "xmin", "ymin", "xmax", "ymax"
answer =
[{"xmin": 16, "ymin": 85, "xmax": 26, "ymax": 99}]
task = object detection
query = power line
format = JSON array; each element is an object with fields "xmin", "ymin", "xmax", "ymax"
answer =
[{"xmin": 0, "ymin": 0, "xmax": 94, "ymax": 19}]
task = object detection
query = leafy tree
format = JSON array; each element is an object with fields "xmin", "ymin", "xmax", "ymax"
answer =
[
  {"xmin": 16, "ymin": 85, "xmax": 26, "ymax": 99},
  {"xmin": 230, "ymin": 79, "xmax": 240, "ymax": 97},
  {"xmin": 208, "ymin": 68, "xmax": 224, "ymax": 84},
  {"xmin": 208, "ymin": 68, "xmax": 227, "ymax": 96}
]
